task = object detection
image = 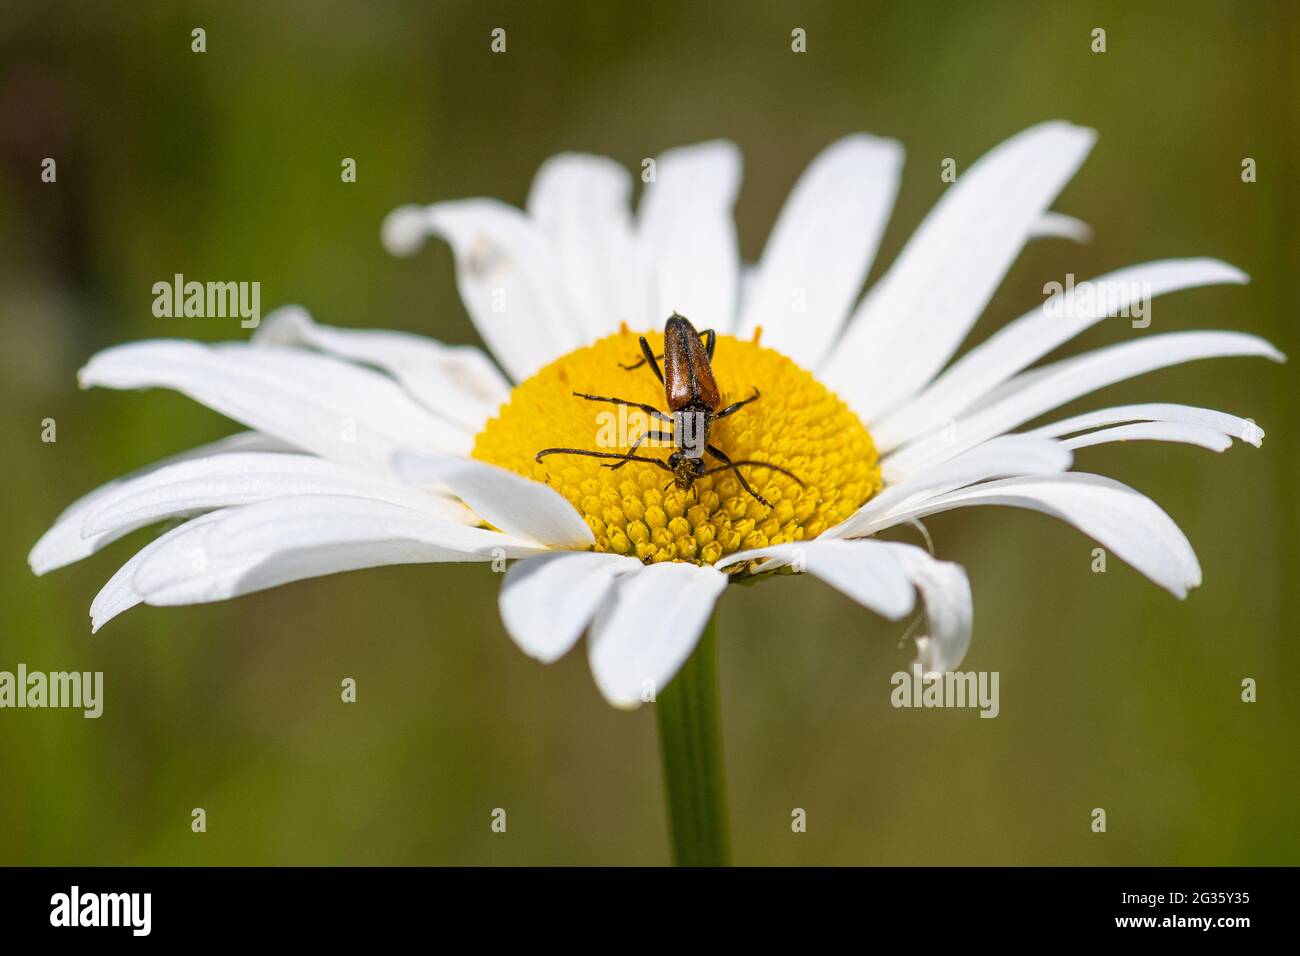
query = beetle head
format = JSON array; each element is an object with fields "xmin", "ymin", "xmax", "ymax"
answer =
[{"xmin": 667, "ymin": 451, "xmax": 705, "ymax": 490}]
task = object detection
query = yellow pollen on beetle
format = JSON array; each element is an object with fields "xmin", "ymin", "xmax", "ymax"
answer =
[{"xmin": 471, "ymin": 329, "xmax": 883, "ymax": 569}]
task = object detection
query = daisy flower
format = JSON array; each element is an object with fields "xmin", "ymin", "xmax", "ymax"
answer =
[{"xmin": 32, "ymin": 121, "xmax": 1281, "ymax": 717}]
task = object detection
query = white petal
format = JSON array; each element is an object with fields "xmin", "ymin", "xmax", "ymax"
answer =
[
  {"xmin": 77, "ymin": 451, "xmax": 473, "ymax": 547},
  {"xmin": 381, "ymin": 203, "xmax": 436, "ymax": 256},
  {"xmin": 129, "ymin": 495, "xmax": 547, "ymax": 611},
  {"xmin": 867, "ymin": 473, "xmax": 1202, "ymax": 598},
  {"xmin": 823, "ymin": 122, "xmax": 1097, "ymax": 422},
  {"xmin": 30, "ymin": 431, "xmax": 292, "ymax": 575},
  {"xmin": 880, "ymin": 543, "xmax": 973, "ymax": 675},
  {"xmin": 737, "ymin": 134, "xmax": 903, "ymax": 367},
  {"xmin": 499, "ymin": 551, "xmax": 642, "ymax": 663},
  {"xmin": 882, "ymin": 331, "xmax": 1284, "ymax": 482},
  {"xmin": 1024, "ymin": 402, "xmax": 1265, "ymax": 447},
  {"xmin": 587, "ymin": 562, "xmax": 728, "ymax": 709},
  {"xmin": 392, "ymin": 452, "xmax": 594, "ymax": 549},
  {"xmin": 1061, "ymin": 421, "xmax": 1231, "ymax": 453},
  {"xmin": 254, "ymin": 305, "xmax": 509, "ymax": 433},
  {"xmin": 526, "ymin": 153, "xmax": 638, "ymax": 342},
  {"xmin": 1030, "ymin": 211, "xmax": 1092, "ymax": 242},
  {"xmin": 714, "ymin": 540, "xmax": 916, "ymax": 619},
  {"xmin": 79, "ymin": 340, "xmax": 472, "ymax": 472},
  {"xmin": 871, "ymin": 259, "xmax": 1249, "ymax": 451},
  {"xmin": 90, "ymin": 511, "xmax": 226, "ymax": 632},
  {"xmin": 636, "ymin": 140, "xmax": 741, "ymax": 333},
  {"xmin": 714, "ymin": 539, "xmax": 968, "ymax": 669},
  {"xmin": 383, "ymin": 199, "xmax": 582, "ymax": 381},
  {"xmin": 825, "ymin": 436, "xmax": 1072, "ymax": 540}
]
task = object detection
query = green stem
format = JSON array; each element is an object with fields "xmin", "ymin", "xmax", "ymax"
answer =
[{"xmin": 656, "ymin": 613, "xmax": 730, "ymax": 866}]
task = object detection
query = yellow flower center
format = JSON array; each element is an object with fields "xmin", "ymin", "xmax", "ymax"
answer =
[{"xmin": 472, "ymin": 328, "xmax": 882, "ymax": 569}]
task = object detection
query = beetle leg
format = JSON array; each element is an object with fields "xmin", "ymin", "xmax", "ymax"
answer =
[
  {"xmin": 644, "ymin": 336, "xmax": 666, "ymax": 384},
  {"xmin": 704, "ymin": 445, "xmax": 807, "ymax": 507},
  {"xmin": 703, "ymin": 444, "xmax": 771, "ymax": 507},
  {"xmin": 704, "ymin": 451, "xmax": 804, "ymax": 487},
  {"xmin": 571, "ymin": 391, "xmax": 672, "ymax": 422},
  {"xmin": 619, "ymin": 336, "xmax": 666, "ymax": 386},
  {"xmin": 616, "ymin": 353, "xmax": 660, "ymax": 371},
  {"xmin": 714, "ymin": 387, "xmax": 761, "ymax": 420},
  {"xmin": 619, "ymin": 354, "xmax": 663, "ymax": 370},
  {"xmin": 609, "ymin": 430, "xmax": 675, "ymax": 470},
  {"xmin": 702, "ymin": 329, "xmax": 716, "ymax": 360}
]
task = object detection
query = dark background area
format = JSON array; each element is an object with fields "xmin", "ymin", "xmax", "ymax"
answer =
[{"xmin": 1, "ymin": 0, "xmax": 1295, "ymax": 864}]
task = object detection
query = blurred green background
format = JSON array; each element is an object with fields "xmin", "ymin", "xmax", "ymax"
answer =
[{"xmin": 1, "ymin": 0, "xmax": 1296, "ymax": 865}]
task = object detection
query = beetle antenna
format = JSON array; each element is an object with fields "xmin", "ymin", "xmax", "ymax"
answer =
[{"xmin": 535, "ymin": 447, "xmax": 672, "ymax": 473}]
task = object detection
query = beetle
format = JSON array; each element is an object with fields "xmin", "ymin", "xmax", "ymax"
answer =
[{"xmin": 535, "ymin": 313, "xmax": 802, "ymax": 508}]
